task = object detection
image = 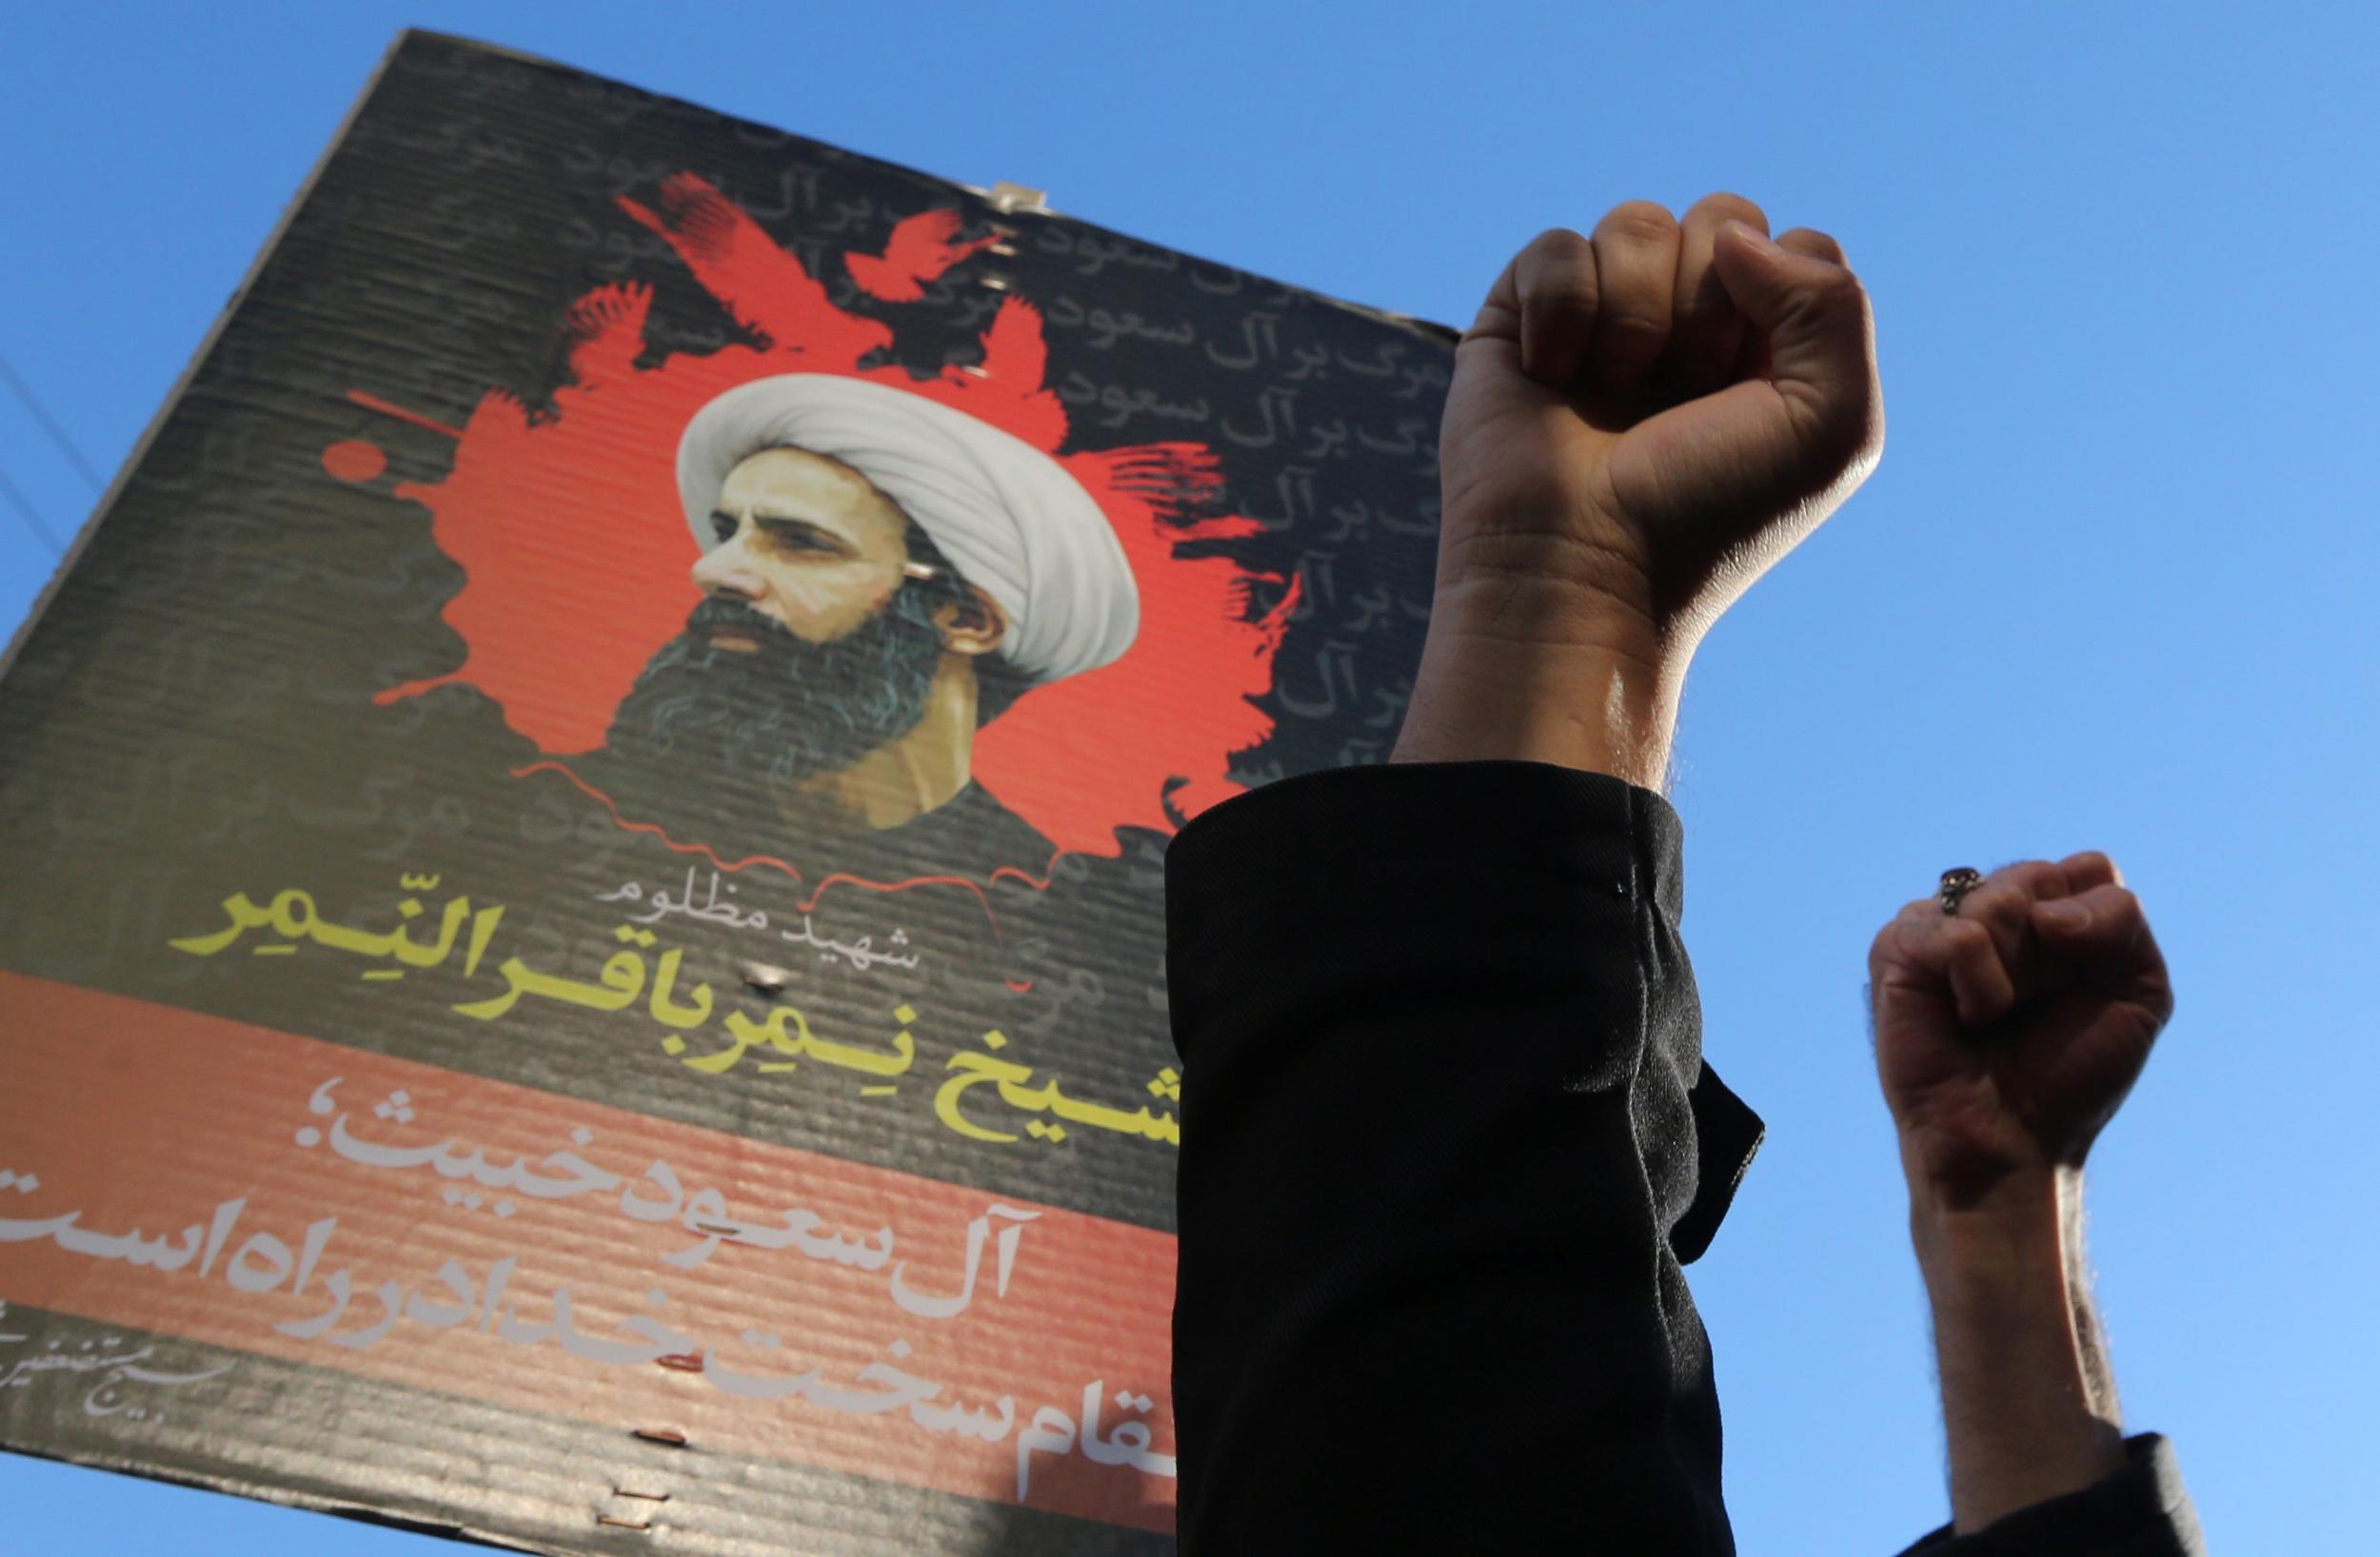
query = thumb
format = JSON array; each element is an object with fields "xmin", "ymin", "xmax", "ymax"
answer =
[{"xmin": 1710, "ymin": 221, "xmax": 1880, "ymax": 460}]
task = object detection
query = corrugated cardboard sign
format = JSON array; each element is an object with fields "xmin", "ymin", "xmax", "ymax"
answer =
[{"xmin": 0, "ymin": 30, "xmax": 1451, "ymax": 1554}]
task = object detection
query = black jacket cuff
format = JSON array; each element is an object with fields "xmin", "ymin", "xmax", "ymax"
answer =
[
  {"xmin": 1166, "ymin": 759, "xmax": 1761, "ymax": 1268},
  {"xmin": 1896, "ymin": 1435, "xmax": 2205, "ymax": 1556}
]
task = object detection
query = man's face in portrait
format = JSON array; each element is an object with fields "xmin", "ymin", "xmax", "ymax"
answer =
[
  {"xmin": 694, "ymin": 447, "xmax": 912, "ymax": 644},
  {"xmin": 605, "ymin": 447, "xmax": 959, "ymax": 787}
]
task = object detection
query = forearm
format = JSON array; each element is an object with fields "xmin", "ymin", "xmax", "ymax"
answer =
[
  {"xmin": 1910, "ymin": 1166, "xmax": 2126, "ymax": 1533},
  {"xmin": 1388, "ymin": 580, "xmax": 1687, "ymax": 788}
]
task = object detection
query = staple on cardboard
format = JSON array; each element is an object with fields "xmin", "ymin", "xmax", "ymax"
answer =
[
  {"xmin": 737, "ymin": 961, "xmax": 790, "ymax": 994},
  {"xmin": 983, "ymin": 182, "xmax": 1049, "ymax": 215}
]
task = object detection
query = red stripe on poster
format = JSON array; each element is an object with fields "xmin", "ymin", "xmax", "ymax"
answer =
[{"xmin": 0, "ymin": 973, "xmax": 1176, "ymax": 1528}]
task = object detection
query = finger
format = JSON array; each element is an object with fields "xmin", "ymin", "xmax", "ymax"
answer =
[
  {"xmin": 1585, "ymin": 202, "xmax": 1680, "ymax": 396},
  {"xmin": 1508, "ymin": 228, "xmax": 1598, "ymax": 389},
  {"xmin": 2031, "ymin": 882, "xmax": 2158, "ymax": 956},
  {"xmin": 1939, "ymin": 916, "xmax": 2018, "ymax": 1029},
  {"xmin": 1870, "ymin": 914, "xmax": 2012, "ymax": 1032},
  {"xmin": 1954, "ymin": 859, "xmax": 2066, "ymax": 981},
  {"xmin": 2032, "ymin": 883, "xmax": 2174, "ymax": 1026},
  {"xmin": 1775, "ymin": 227, "xmax": 1848, "ymax": 266},
  {"xmin": 2055, "ymin": 850, "xmax": 2124, "ymax": 896},
  {"xmin": 1668, "ymin": 192, "xmax": 1767, "ymax": 396},
  {"xmin": 1708, "ymin": 221, "xmax": 1879, "ymax": 463},
  {"xmin": 1869, "ymin": 914, "xmax": 1947, "ymax": 997},
  {"xmin": 1754, "ymin": 230, "xmax": 1851, "ymax": 379},
  {"xmin": 1463, "ymin": 250, "xmax": 1522, "ymax": 345}
]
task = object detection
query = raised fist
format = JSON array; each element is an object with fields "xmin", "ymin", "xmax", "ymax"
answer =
[
  {"xmin": 1869, "ymin": 854, "xmax": 2175, "ymax": 1203},
  {"xmin": 1435, "ymin": 194, "xmax": 1883, "ymax": 652}
]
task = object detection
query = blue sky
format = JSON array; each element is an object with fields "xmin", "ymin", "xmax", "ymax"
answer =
[{"xmin": 3, "ymin": 2, "xmax": 2374, "ymax": 1551}]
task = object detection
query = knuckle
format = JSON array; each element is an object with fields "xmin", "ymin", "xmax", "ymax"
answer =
[
  {"xmin": 1943, "ymin": 917, "xmax": 1992, "ymax": 956},
  {"xmin": 2068, "ymin": 850, "xmax": 2125, "ymax": 889},
  {"xmin": 1778, "ymin": 226, "xmax": 1848, "ymax": 265},
  {"xmin": 1518, "ymin": 231, "xmax": 1598, "ymax": 311},
  {"xmin": 1599, "ymin": 200, "xmax": 1679, "ymax": 245},
  {"xmin": 1956, "ymin": 885, "xmax": 2015, "ymax": 930},
  {"xmin": 1990, "ymin": 859, "xmax": 2057, "ymax": 897},
  {"xmin": 1525, "ymin": 227, "xmax": 1593, "ymax": 264},
  {"xmin": 1693, "ymin": 190, "xmax": 1767, "ymax": 229}
]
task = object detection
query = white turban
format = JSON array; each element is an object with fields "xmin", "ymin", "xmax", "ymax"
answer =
[{"xmin": 676, "ymin": 375, "xmax": 1139, "ymax": 685}]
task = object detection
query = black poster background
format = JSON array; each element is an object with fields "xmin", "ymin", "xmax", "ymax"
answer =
[{"xmin": 0, "ymin": 31, "xmax": 1453, "ymax": 1554}]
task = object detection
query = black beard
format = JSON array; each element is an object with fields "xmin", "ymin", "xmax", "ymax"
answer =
[{"xmin": 604, "ymin": 593, "xmax": 945, "ymax": 793}]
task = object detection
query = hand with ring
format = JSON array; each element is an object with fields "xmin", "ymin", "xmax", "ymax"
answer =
[{"xmin": 1869, "ymin": 853, "xmax": 2175, "ymax": 1204}]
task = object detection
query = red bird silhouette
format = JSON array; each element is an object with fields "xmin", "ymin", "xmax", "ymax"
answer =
[{"xmin": 845, "ymin": 208, "xmax": 999, "ymax": 303}]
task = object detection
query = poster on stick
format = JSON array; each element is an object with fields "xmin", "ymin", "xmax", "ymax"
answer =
[{"xmin": 0, "ymin": 30, "xmax": 1450, "ymax": 1554}]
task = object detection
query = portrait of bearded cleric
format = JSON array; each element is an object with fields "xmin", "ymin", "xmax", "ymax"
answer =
[{"xmin": 570, "ymin": 374, "xmax": 1141, "ymax": 877}]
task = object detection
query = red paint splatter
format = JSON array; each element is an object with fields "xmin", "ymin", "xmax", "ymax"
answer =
[
  {"xmin": 347, "ymin": 389, "xmax": 463, "ymax": 441},
  {"xmin": 361, "ymin": 173, "xmax": 1296, "ymax": 866},
  {"xmin": 321, "ymin": 440, "xmax": 387, "ymax": 483},
  {"xmin": 846, "ymin": 208, "xmax": 1002, "ymax": 303}
]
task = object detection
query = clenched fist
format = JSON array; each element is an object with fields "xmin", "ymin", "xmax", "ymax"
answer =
[
  {"xmin": 1869, "ymin": 854, "xmax": 2176, "ymax": 1205},
  {"xmin": 1435, "ymin": 193, "xmax": 1883, "ymax": 649}
]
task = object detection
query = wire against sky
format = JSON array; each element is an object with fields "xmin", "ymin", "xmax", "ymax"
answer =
[
  {"xmin": 0, "ymin": 463, "xmax": 64, "ymax": 556},
  {"xmin": 0, "ymin": 347, "xmax": 105, "ymax": 495}
]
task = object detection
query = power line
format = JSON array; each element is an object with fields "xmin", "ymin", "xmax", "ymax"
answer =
[
  {"xmin": 0, "ymin": 347, "xmax": 103, "ymax": 494},
  {"xmin": 0, "ymin": 463, "xmax": 65, "ymax": 557}
]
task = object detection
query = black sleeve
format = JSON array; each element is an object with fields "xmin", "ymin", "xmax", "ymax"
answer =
[
  {"xmin": 1894, "ymin": 1435, "xmax": 2206, "ymax": 1556},
  {"xmin": 1164, "ymin": 761, "xmax": 1763, "ymax": 1555}
]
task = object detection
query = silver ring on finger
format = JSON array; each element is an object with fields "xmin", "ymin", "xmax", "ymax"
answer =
[{"xmin": 1938, "ymin": 867, "xmax": 1983, "ymax": 916}]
